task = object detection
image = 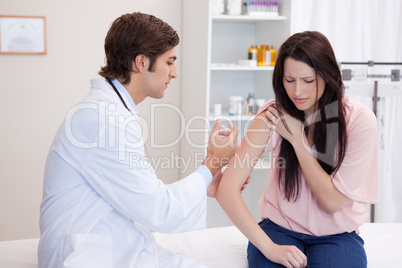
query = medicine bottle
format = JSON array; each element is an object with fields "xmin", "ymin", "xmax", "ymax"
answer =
[
  {"xmin": 214, "ymin": 103, "xmax": 222, "ymax": 116},
  {"xmin": 270, "ymin": 45, "xmax": 276, "ymax": 66},
  {"xmin": 247, "ymin": 92, "xmax": 256, "ymax": 115},
  {"xmin": 211, "ymin": 0, "xmax": 225, "ymax": 15},
  {"xmin": 257, "ymin": 45, "xmax": 270, "ymax": 66},
  {"xmin": 227, "ymin": 0, "xmax": 242, "ymax": 15},
  {"xmin": 228, "ymin": 96, "xmax": 243, "ymax": 116},
  {"xmin": 248, "ymin": 45, "xmax": 258, "ymax": 61},
  {"xmin": 257, "ymin": 45, "xmax": 266, "ymax": 66},
  {"xmin": 263, "ymin": 45, "xmax": 271, "ymax": 66}
]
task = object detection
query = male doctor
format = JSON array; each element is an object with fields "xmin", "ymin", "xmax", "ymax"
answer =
[{"xmin": 38, "ymin": 12, "xmax": 242, "ymax": 267}]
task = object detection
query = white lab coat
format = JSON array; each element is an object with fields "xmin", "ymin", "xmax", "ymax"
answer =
[{"xmin": 38, "ymin": 79, "xmax": 209, "ymax": 268}]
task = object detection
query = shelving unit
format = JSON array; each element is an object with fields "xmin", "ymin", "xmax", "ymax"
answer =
[
  {"xmin": 207, "ymin": 2, "xmax": 291, "ymax": 119},
  {"xmin": 212, "ymin": 14, "xmax": 287, "ymax": 22},
  {"xmin": 182, "ymin": 0, "xmax": 292, "ymax": 227}
]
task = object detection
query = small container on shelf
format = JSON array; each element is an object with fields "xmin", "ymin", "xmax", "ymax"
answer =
[
  {"xmin": 211, "ymin": 0, "xmax": 225, "ymax": 15},
  {"xmin": 227, "ymin": 0, "xmax": 242, "ymax": 15},
  {"xmin": 243, "ymin": 1, "xmax": 279, "ymax": 17},
  {"xmin": 214, "ymin": 103, "xmax": 222, "ymax": 116},
  {"xmin": 270, "ymin": 45, "xmax": 276, "ymax": 66},
  {"xmin": 248, "ymin": 45, "xmax": 258, "ymax": 61},
  {"xmin": 228, "ymin": 96, "xmax": 243, "ymax": 116},
  {"xmin": 238, "ymin": 59, "xmax": 257, "ymax": 67},
  {"xmin": 247, "ymin": 92, "xmax": 256, "ymax": 115},
  {"xmin": 258, "ymin": 45, "xmax": 271, "ymax": 66}
]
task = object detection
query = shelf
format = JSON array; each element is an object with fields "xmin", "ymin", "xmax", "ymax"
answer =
[
  {"xmin": 210, "ymin": 65, "xmax": 275, "ymax": 71},
  {"xmin": 212, "ymin": 14, "xmax": 287, "ymax": 22}
]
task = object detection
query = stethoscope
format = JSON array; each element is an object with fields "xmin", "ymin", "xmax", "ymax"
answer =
[
  {"xmin": 106, "ymin": 78, "xmax": 130, "ymax": 111},
  {"xmin": 107, "ymin": 78, "xmax": 152, "ymax": 159}
]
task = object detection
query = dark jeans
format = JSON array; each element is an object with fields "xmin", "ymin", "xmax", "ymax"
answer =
[{"xmin": 247, "ymin": 219, "xmax": 367, "ymax": 268}]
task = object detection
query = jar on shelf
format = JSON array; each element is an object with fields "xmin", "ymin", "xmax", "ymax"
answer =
[
  {"xmin": 270, "ymin": 45, "xmax": 276, "ymax": 66},
  {"xmin": 247, "ymin": 92, "xmax": 256, "ymax": 115},
  {"xmin": 228, "ymin": 96, "xmax": 243, "ymax": 116},
  {"xmin": 214, "ymin": 103, "xmax": 222, "ymax": 116},
  {"xmin": 227, "ymin": 0, "xmax": 242, "ymax": 15},
  {"xmin": 248, "ymin": 45, "xmax": 258, "ymax": 61},
  {"xmin": 211, "ymin": 0, "xmax": 225, "ymax": 15},
  {"xmin": 257, "ymin": 45, "xmax": 271, "ymax": 66},
  {"xmin": 257, "ymin": 45, "xmax": 266, "ymax": 66}
]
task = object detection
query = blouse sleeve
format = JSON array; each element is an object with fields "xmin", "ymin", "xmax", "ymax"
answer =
[{"xmin": 332, "ymin": 105, "xmax": 379, "ymax": 204}]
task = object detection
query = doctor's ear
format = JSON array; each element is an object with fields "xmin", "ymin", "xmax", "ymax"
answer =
[{"xmin": 134, "ymin": 54, "xmax": 147, "ymax": 72}]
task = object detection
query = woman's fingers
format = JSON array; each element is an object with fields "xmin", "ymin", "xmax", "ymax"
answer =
[
  {"xmin": 289, "ymin": 253, "xmax": 306, "ymax": 268},
  {"xmin": 267, "ymin": 122, "xmax": 276, "ymax": 131},
  {"xmin": 284, "ymin": 247, "xmax": 307, "ymax": 268},
  {"xmin": 266, "ymin": 108, "xmax": 281, "ymax": 125},
  {"xmin": 268, "ymin": 106, "xmax": 280, "ymax": 117},
  {"xmin": 297, "ymin": 249, "xmax": 308, "ymax": 267},
  {"xmin": 241, "ymin": 176, "xmax": 251, "ymax": 191},
  {"xmin": 286, "ymin": 256, "xmax": 306, "ymax": 268}
]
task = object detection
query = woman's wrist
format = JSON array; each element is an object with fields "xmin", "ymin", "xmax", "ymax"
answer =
[
  {"xmin": 292, "ymin": 133, "xmax": 315, "ymax": 159},
  {"xmin": 290, "ymin": 131, "xmax": 306, "ymax": 147},
  {"xmin": 254, "ymin": 236, "xmax": 276, "ymax": 258}
]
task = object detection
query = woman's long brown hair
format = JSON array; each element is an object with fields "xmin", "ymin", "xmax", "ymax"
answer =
[{"xmin": 272, "ymin": 31, "xmax": 347, "ymax": 201}]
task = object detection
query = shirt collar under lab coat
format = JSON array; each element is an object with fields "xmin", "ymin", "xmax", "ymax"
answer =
[{"xmin": 110, "ymin": 78, "xmax": 141, "ymax": 116}]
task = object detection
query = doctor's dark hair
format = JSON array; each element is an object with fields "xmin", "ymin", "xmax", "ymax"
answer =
[
  {"xmin": 99, "ymin": 12, "xmax": 179, "ymax": 84},
  {"xmin": 272, "ymin": 31, "xmax": 347, "ymax": 201}
]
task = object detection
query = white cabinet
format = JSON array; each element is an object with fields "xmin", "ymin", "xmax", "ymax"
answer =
[{"xmin": 182, "ymin": 0, "xmax": 291, "ymax": 227}]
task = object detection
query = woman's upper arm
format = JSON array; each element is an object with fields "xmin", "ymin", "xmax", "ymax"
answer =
[{"xmin": 332, "ymin": 108, "xmax": 379, "ymax": 203}]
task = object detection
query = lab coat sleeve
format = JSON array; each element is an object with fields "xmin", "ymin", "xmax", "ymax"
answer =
[{"xmin": 77, "ymin": 109, "xmax": 208, "ymax": 234}]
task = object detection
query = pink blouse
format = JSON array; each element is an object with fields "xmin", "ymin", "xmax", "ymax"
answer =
[{"xmin": 257, "ymin": 96, "xmax": 378, "ymax": 236}]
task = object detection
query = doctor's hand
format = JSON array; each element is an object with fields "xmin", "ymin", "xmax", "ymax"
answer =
[
  {"xmin": 207, "ymin": 168, "xmax": 251, "ymax": 198},
  {"xmin": 203, "ymin": 120, "xmax": 239, "ymax": 177}
]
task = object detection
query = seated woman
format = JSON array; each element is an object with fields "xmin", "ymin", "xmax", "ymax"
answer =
[{"xmin": 216, "ymin": 31, "xmax": 378, "ymax": 268}]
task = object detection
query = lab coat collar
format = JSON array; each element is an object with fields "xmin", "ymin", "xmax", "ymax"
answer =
[
  {"xmin": 90, "ymin": 78, "xmax": 141, "ymax": 116},
  {"xmin": 109, "ymin": 78, "xmax": 141, "ymax": 116}
]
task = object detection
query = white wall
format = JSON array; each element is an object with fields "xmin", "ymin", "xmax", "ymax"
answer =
[
  {"xmin": 290, "ymin": 0, "xmax": 402, "ymax": 62},
  {"xmin": 0, "ymin": 0, "xmax": 183, "ymax": 241}
]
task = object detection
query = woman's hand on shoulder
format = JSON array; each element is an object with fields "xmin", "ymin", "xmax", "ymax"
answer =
[{"xmin": 265, "ymin": 106, "xmax": 304, "ymax": 146}]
